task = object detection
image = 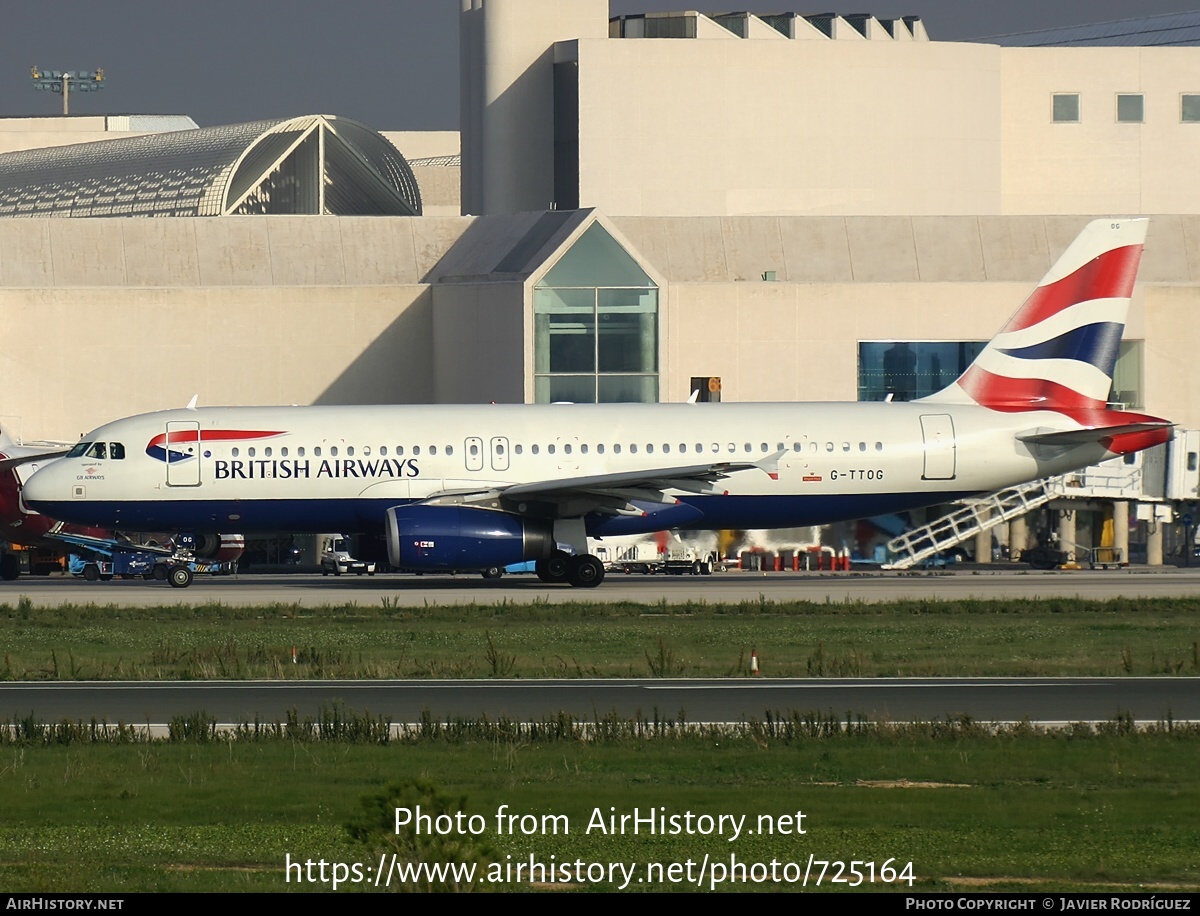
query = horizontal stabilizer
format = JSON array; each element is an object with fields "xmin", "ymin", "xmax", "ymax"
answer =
[{"xmin": 1017, "ymin": 422, "xmax": 1173, "ymax": 446}]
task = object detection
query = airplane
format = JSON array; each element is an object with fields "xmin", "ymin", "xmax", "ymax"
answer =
[
  {"xmin": 0, "ymin": 426, "xmax": 243, "ymax": 582},
  {"xmin": 22, "ymin": 218, "xmax": 1172, "ymax": 588}
]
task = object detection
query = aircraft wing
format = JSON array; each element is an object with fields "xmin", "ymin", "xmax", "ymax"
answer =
[
  {"xmin": 46, "ymin": 530, "xmax": 176, "ymax": 557},
  {"xmin": 0, "ymin": 448, "xmax": 69, "ymax": 472},
  {"xmin": 424, "ymin": 457, "xmax": 779, "ymax": 518}
]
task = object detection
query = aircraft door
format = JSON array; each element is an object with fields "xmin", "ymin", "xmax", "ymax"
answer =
[
  {"xmin": 490, "ymin": 437, "xmax": 510, "ymax": 472},
  {"xmin": 919, "ymin": 414, "xmax": 956, "ymax": 480},
  {"xmin": 165, "ymin": 421, "xmax": 201, "ymax": 487},
  {"xmin": 464, "ymin": 437, "xmax": 484, "ymax": 472}
]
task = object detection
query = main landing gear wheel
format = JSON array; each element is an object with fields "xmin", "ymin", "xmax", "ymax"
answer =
[
  {"xmin": 535, "ymin": 551, "xmax": 571, "ymax": 584},
  {"xmin": 167, "ymin": 565, "xmax": 193, "ymax": 589},
  {"xmin": 567, "ymin": 554, "xmax": 605, "ymax": 588}
]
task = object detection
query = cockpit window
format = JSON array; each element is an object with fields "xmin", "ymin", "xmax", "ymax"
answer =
[
  {"xmin": 84, "ymin": 443, "xmax": 107, "ymax": 460},
  {"xmin": 67, "ymin": 442, "xmax": 91, "ymax": 458},
  {"xmin": 109, "ymin": 442, "xmax": 125, "ymax": 460}
]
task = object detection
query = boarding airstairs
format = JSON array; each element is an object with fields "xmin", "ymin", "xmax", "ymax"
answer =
[{"xmin": 883, "ymin": 478, "xmax": 1062, "ymax": 570}]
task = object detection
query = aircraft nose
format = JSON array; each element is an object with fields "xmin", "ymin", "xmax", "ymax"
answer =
[{"xmin": 22, "ymin": 464, "xmax": 62, "ymax": 510}]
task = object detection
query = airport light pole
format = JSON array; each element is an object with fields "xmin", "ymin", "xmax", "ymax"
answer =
[{"xmin": 30, "ymin": 68, "xmax": 104, "ymax": 115}]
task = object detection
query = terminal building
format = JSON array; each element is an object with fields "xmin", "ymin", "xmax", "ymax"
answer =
[{"xmin": 1, "ymin": 2, "xmax": 1198, "ymax": 566}]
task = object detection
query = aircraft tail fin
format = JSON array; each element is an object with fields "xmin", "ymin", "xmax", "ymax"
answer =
[{"xmin": 920, "ymin": 218, "xmax": 1147, "ymax": 413}]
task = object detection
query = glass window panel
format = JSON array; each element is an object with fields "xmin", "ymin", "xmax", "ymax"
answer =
[
  {"xmin": 1110, "ymin": 341, "xmax": 1143, "ymax": 409},
  {"xmin": 597, "ymin": 289, "xmax": 658, "ymax": 373},
  {"xmin": 858, "ymin": 341, "xmax": 985, "ymax": 401},
  {"xmin": 536, "ymin": 375, "xmax": 597, "ymax": 404},
  {"xmin": 597, "ymin": 375, "xmax": 657, "ymax": 403},
  {"xmin": 1053, "ymin": 93, "xmax": 1080, "ymax": 122},
  {"xmin": 537, "ymin": 223, "xmax": 655, "ymax": 289},
  {"xmin": 534, "ymin": 288, "xmax": 596, "ymax": 374},
  {"xmin": 1182, "ymin": 95, "xmax": 1200, "ymax": 122},
  {"xmin": 1116, "ymin": 94, "xmax": 1144, "ymax": 123}
]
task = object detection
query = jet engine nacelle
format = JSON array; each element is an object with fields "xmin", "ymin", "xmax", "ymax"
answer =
[
  {"xmin": 176, "ymin": 533, "xmax": 244, "ymax": 561},
  {"xmin": 386, "ymin": 505, "xmax": 554, "ymax": 571},
  {"xmin": 189, "ymin": 532, "xmax": 245, "ymax": 563}
]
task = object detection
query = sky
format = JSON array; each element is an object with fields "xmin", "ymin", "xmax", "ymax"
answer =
[{"xmin": 2, "ymin": 1, "xmax": 1199, "ymax": 129}]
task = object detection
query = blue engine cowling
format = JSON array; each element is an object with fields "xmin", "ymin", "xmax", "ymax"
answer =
[{"xmin": 386, "ymin": 505, "xmax": 554, "ymax": 571}]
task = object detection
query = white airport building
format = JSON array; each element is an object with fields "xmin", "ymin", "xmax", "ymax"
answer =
[{"xmin": 1, "ymin": 2, "xmax": 1199, "ymax": 566}]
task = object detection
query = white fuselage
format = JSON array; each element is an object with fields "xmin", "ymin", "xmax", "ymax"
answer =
[{"xmin": 22, "ymin": 401, "xmax": 1111, "ymax": 538}]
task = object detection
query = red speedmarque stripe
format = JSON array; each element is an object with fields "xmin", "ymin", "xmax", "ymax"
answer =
[{"xmin": 1001, "ymin": 244, "xmax": 1142, "ymax": 333}]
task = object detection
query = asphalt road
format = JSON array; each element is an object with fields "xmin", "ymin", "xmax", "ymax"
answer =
[
  {"xmin": 6, "ymin": 568, "xmax": 1196, "ymax": 728},
  {"xmin": 4, "ymin": 677, "xmax": 1197, "ymax": 726},
  {"xmin": 4, "ymin": 566, "xmax": 1199, "ymax": 606}
]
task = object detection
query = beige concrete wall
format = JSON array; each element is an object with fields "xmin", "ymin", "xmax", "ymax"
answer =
[
  {"xmin": 661, "ymin": 278, "xmax": 1200, "ymax": 424},
  {"xmin": 0, "ymin": 285, "xmax": 433, "ymax": 442},
  {"xmin": 575, "ymin": 38, "xmax": 1003, "ymax": 216},
  {"xmin": 1000, "ymin": 47, "xmax": 1200, "ymax": 215},
  {"xmin": 613, "ymin": 214, "xmax": 1186, "ymax": 285},
  {"xmin": 410, "ymin": 165, "xmax": 462, "ymax": 216},
  {"xmin": 0, "ymin": 217, "xmax": 471, "ymax": 288},
  {"xmin": 432, "ymin": 283, "xmax": 526, "ymax": 403},
  {"xmin": 0, "ymin": 117, "xmax": 169, "ymax": 155},
  {"xmin": 0, "ymin": 216, "xmax": 471, "ymax": 439},
  {"xmin": 462, "ymin": 0, "xmax": 609, "ymax": 215},
  {"xmin": 1143, "ymin": 285, "xmax": 1200, "ymax": 432},
  {"xmin": 0, "ymin": 212, "xmax": 1194, "ymax": 444},
  {"xmin": 650, "ymin": 215, "xmax": 1199, "ymax": 434}
]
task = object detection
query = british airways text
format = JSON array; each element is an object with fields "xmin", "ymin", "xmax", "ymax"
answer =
[{"xmin": 213, "ymin": 458, "xmax": 420, "ymax": 480}]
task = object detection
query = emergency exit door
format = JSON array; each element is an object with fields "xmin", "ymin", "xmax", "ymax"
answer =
[{"xmin": 919, "ymin": 414, "xmax": 956, "ymax": 480}]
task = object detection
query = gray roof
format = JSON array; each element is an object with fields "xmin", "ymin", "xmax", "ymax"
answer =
[
  {"xmin": 0, "ymin": 114, "xmax": 421, "ymax": 218},
  {"xmin": 982, "ymin": 10, "xmax": 1200, "ymax": 47},
  {"xmin": 428, "ymin": 209, "xmax": 592, "ymax": 282}
]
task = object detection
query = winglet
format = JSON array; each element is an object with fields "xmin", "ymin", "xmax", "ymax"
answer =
[
  {"xmin": 687, "ymin": 389, "xmax": 700, "ymax": 404},
  {"xmin": 185, "ymin": 395, "xmax": 199, "ymax": 411}
]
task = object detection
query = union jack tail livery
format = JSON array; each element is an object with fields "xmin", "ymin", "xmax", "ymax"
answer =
[{"xmin": 922, "ymin": 218, "xmax": 1169, "ymax": 455}]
